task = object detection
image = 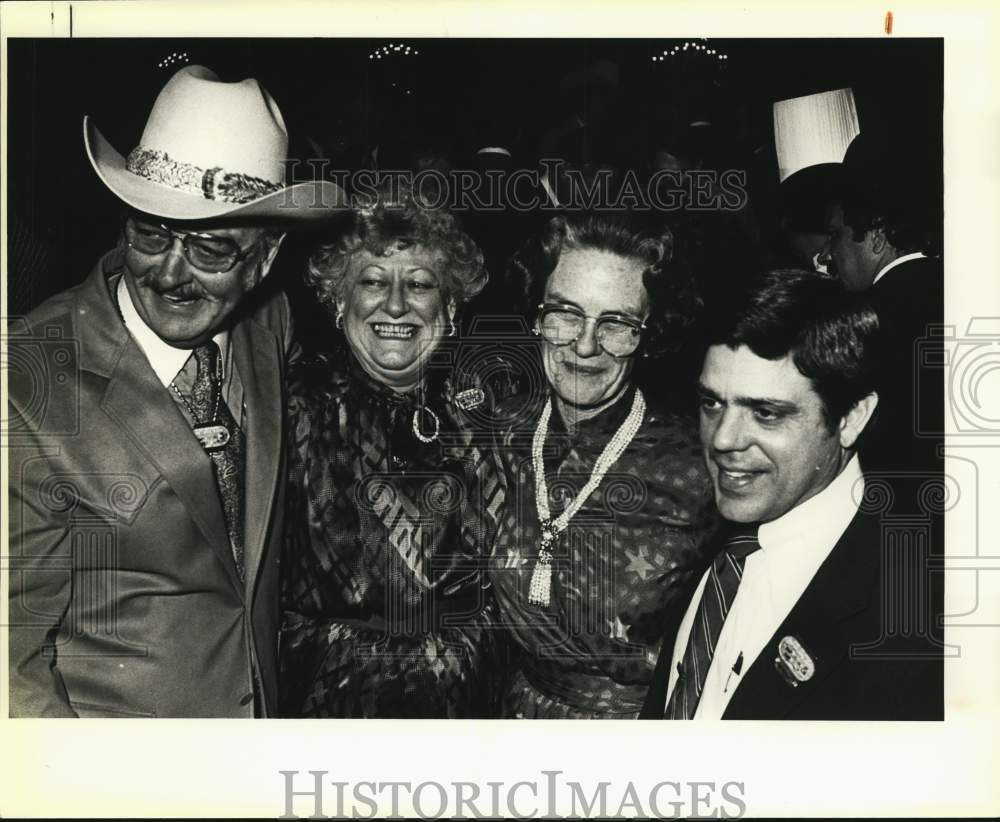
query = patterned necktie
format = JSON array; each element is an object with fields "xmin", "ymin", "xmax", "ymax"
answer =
[
  {"xmin": 664, "ymin": 525, "xmax": 761, "ymax": 719},
  {"xmin": 185, "ymin": 342, "xmax": 246, "ymax": 580}
]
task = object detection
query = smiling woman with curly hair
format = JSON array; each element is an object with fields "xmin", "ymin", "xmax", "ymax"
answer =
[
  {"xmin": 279, "ymin": 183, "xmax": 505, "ymax": 718},
  {"xmin": 305, "ymin": 186, "xmax": 488, "ymax": 335}
]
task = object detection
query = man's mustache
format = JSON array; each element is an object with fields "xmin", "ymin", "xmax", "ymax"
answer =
[{"xmin": 136, "ymin": 275, "xmax": 204, "ymax": 301}]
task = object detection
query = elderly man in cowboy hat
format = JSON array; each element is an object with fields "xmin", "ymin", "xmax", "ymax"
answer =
[{"xmin": 7, "ymin": 65, "xmax": 343, "ymax": 717}]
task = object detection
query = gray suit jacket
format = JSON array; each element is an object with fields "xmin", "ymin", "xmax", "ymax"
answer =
[{"xmin": 8, "ymin": 251, "xmax": 291, "ymax": 717}]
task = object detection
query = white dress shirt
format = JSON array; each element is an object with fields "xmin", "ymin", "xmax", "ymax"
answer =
[
  {"xmin": 873, "ymin": 251, "xmax": 926, "ymax": 286},
  {"xmin": 666, "ymin": 455, "xmax": 864, "ymax": 719}
]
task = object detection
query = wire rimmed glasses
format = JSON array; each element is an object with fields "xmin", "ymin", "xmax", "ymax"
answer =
[
  {"xmin": 535, "ymin": 302, "xmax": 646, "ymax": 358},
  {"xmin": 123, "ymin": 217, "xmax": 262, "ymax": 274}
]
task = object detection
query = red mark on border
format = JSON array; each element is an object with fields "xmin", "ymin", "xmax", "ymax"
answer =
[{"xmin": 884, "ymin": 11, "xmax": 893, "ymax": 35}]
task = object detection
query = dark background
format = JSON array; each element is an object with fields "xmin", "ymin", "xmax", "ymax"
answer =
[{"xmin": 7, "ymin": 37, "xmax": 943, "ymax": 319}]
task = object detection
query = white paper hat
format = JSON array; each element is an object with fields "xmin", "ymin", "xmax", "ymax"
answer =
[{"xmin": 773, "ymin": 88, "xmax": 860, "ymax": 183}]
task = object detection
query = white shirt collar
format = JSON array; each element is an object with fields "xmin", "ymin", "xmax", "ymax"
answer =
[
  {"xmin": 476, "ymin": 146, "xmax": 512, "ymax": 157},
  {"xmin": 757, "ymin": 454, "xmax": 863, "ymax": 558},
  {"xmin": 873, "ymin": 252, "xmax": 926, "ymax": 285},
  {"xmin": 117, "ymin": 276, "xmax": 229, "ymax": 387},
  {"xmin": 666, "ymin": 454, "xmax": 864, "ymax": 718}
]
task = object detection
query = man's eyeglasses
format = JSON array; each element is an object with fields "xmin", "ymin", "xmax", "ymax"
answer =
[
  {"xmin": 535, "ymin": 303, "xmax": 647, "ymax": 358},
  {"xmin": 123, "ymin": 217, "xmax": 262, "ymax": 274}
]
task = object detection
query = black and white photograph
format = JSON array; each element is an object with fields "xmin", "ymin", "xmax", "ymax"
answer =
[{"xmin": 2, "ymin": 1, "xmax": 998, "ymax": 818}]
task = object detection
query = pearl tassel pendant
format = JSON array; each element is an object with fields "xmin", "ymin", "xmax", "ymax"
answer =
[
  {"xmin": 527, "ymin": 390, "xmax": 646, "ymax": 607},
  {"xmin": 528, "ymin": 519, "xmax": 556, "ymax": 606}
]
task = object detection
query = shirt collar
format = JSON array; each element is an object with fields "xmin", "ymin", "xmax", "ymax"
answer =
[
  {"xmin": 873, "ymin": 252, "xmax": 926, "ymax": 285},
  {"xmin": 757, "ymin": 454, "xmax": 863, "ymax": 557},
  {"xmin": 117, "ymin": 276, "xmax": 229, "ymax": 387}
]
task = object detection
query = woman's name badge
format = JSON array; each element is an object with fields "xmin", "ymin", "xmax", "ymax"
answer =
[
  {"xmin": 454, "ymin": 388, "xmax": 485, "ymax": 411},
  {"xmin": 193, "ymin": 423, "xmax": 230, "ymax": 452},
  {"xmin": 774, "ymin": 635, "xmax": 816, "ymax": 687}
]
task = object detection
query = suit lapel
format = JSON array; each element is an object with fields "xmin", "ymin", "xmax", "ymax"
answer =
[
  {"xmin": 724, "ymin": 511, "xmax": 879, "ymax": 719},
  {"xmin": 79, "ymin": 258, "xmax": 242, "ymax": 593},
  {"xmin": 231, "ymin": 315, "xmax": 282, "ymax": 596},
  {"xmin": 101, "ymin": 335, "xmax": 243, "ymax": 589}
]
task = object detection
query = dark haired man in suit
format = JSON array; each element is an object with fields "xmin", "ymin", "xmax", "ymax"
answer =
[
  {"xmin": 818, "ymin": 132, "xmax": 943, "ymax": 475},
  {"xmin": 641, "ymin": 270, "xmax": 943, "ymax": 720}
]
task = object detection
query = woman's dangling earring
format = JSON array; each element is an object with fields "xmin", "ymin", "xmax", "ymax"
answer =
[{"xmin": 335, "ymin": 310, "xmax": 344, "ymax": 330}]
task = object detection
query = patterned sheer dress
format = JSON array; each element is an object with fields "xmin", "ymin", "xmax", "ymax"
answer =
[
  {"xmin": 489, "ymin": 386, "xmax": 718, "ymax": 718},
  {"xmin": 279, "ymin": 351, "xmax": 505, "ymax": 717}
]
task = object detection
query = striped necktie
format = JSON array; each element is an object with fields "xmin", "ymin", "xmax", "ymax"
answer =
[{"xmin": 664, "ymin": 525, "xmax": 761, "ymax": 719}]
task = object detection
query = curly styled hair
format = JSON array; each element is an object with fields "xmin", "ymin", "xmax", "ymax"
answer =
[
  {"xmin": 506, "ymin": 211, "xmax": 702, "ymax": 362},
  {"xmin": 306, "ymin": 181, "xmax": 487, "ymax": 316}
]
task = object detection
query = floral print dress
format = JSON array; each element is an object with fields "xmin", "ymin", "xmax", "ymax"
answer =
[{"xmin": 489, "ymin": 386, "xmax": 718, "ymax": 718}]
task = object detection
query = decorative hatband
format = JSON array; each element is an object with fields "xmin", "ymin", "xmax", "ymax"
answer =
[{"xmin": 126, "ymin": 147, "xmax": 283, "ymax": 204}]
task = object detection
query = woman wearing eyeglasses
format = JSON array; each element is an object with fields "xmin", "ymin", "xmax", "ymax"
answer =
[{"xmin": 489, "ymin": 211, "xmax": 718, "ymax": 719}]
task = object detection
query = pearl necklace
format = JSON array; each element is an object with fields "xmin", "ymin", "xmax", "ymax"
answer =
[
  {"xmin": 528, "ymin": 389, "xmax": 646, "ymax": 606},
  {"xmin": 411, "ymin": 405, "xmax": 441, "ymax": 443}
]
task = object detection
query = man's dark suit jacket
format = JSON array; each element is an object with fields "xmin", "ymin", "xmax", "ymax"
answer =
[
  {"xmin": 640, "ymin": 508, "xmax": 944, "ymax": 720},
  {"xmin": 862, "ymin": 255, "xmax": 944, "ymax": 476},
  {"xmin": 8, "ymin": 251, "xmax": 292, "ymax": 717}
]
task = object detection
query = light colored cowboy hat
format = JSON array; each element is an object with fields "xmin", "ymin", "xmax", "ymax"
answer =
[{"xmin": 84, "ymin": 64, "xmax": 347, "ymax": 221}]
